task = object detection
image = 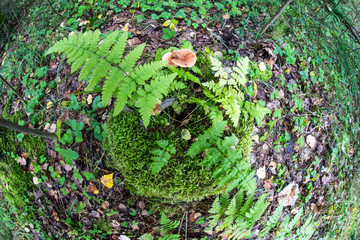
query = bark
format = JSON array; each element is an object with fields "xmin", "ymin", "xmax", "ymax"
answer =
[
  {"xmin": 0, "ymin": 117, "xmax": 57, "ymax": 140},
  {"xmin": 259, "ymin": 0, "xmax": 293, "ymax": 35}
]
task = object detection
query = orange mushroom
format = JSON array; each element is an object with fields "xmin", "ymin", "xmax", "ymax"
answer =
[{"xmin": 162, "ymin": 49, "xmax": 197, "ymax": 68}]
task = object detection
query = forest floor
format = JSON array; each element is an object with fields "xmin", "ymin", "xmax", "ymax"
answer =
[{"xmin": 0, "ymin": 1, "xmax": 359, "ymax": 240}]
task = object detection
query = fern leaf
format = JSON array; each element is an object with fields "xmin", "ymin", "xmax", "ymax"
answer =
[
  {"xmin": 137, "ymin": 89, "xmax": 158, "ymax": 127},
  {"xmin": 239, "ymin": 194, "xmax": 253, "ymax": 216},
  {"xmin": 107, "ymin": 33, "xmax": 128, "ymax": 63},
  {"xmin": 245, "ymin": 102, "xmax": 271, "ymax": 125},
  {"xmin": 71, "ymin": 51, "xmax": 91, "ymax": 73},
  {"xmin": 160, "ymin": 212, "xmax": 180, "ymax": 234},
  {"xmin": 208, "ymin": 106, "xmax": 224, "ymax": 124},
  {"xmin": 86, "ymin": 59, "xmax": 112, "ymax": 91},
  {"xmin": 78, "ymin": 56, "xmax": 99, "ymax": 81},
  {"xmin": 158, "ymin": 234, "xmax": 181, "ymax": 240},
  {"xmin": 136, "ymin": 73, "xmax": 176, "ymax": 127},
  {"xmin": 102, "ymin": 69, "xmax": 124, "ymax": 106},
  {"xmin": 89, "ymin": 29, "xmax": 101, "ymax": 52},
  {"xmin": 259, "ymin": 200, "xmax": 284, "ymax": 237},
  {"xmin": 130, "ymin": 61, "xmax": 168, "ymax": 85},
  {"xmin": 113, "ymin": 77, "xmax": 136, "ymax": 115},
  {"xmin": 245, "ymin": 194, "xmax": 269, "ymax": 222},
  {"xmin": 119, "ymin": 43, "xmax": 146, "ymax": 72},
  {"xmin": 97, "ymin": 31, "xmax": 119, "ymax": 57}
]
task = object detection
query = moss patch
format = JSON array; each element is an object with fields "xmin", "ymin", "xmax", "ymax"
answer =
[
  {"xmin": 0, "ymin": 110, "xmax": 47, "ymax": 207},
  {"xmin": 249, "ymin": 61, "xmax": 273, "ymax": 82},
  {"xmin": 104, "ymin": 109, "xmax": 254, "ymax": 202}
]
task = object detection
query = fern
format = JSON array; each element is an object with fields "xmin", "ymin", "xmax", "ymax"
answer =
[
  {"xmin": 150, "ymin": 140, "xmax": 176, "ymax": 174},
  {"xmin": 208, "ymin": 191, "xmax": 270, "ymax": 239},
  {"xmin": 202, "ymin": 56, "xmax": 270, "ymax": 127},
  {"xmin": 273, "ymin": 207, "xmax": 317, "ymax": 240},
  {"xmin": 187, "ymin": 119, "xmax": 254, "ymax": 192},
  {"xmin": 258, "ymin": 200, "xmax": 284, "ymax": 237},
  {"xmin": 160, "ymin": 212, "xmax": 180, "ymax": 235},
  {"xmin": 47, "ymin": 30, "xmax": 176, "ymax": 127}
]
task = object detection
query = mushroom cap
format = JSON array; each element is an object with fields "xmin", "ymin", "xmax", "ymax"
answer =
[
  {"xmin": 162, "ymin": 52, "xmax": 178, "ymax": 67},
  {"xmin": 170, "ymin": 49, "xmax": 197, "ymax": 68}
]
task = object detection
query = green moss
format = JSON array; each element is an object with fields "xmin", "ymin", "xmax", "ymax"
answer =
[
  {"xmin": 0, "ymin": 130, "xmax": 34, "ymax": 207},
  {"xmin": 104, "ymin": 109, "xmax": 254, "ymax": 202},
  {"xmin": 249, "ymin": 61, "xmax": 273, "ymax": 82},
  {"xmin": 0, "ymin": 116, "xmax": 47, "ymax": 207}
]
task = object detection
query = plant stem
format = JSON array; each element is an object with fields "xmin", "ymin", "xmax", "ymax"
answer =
[
  {"xmin": 259, "ymin": 0, "xmax": 293, "ymax": 35},
  {"xmin": 0, "ymin": 118, "xmax": 57, "ymax": 140},
  {"xmin": 0, "ymin": 75, "xmax": 26, "ymax": 104}
]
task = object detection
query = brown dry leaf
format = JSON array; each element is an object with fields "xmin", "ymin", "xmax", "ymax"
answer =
[
  {"xmin": 101, "ymin": 201, "xmax": 110, "ymax": 209},
  {"xmin": 87, "ymin": 184, "xmax": 99, "ymax": 194},
  {"xmin": 100, "ymin": 173, "xmax": 114, "ymax": 188},
  {"xmin": 52, "ymin": 210, "xmax": 60, "ymax": 221},
  {"xmin": 17, "ymin": 156, "xmax": 26, "ymax": 166},
  {"xmin": 127, "ymin": 37, "xmax": 141, "ymax": 46},
  {"xmin": 263, "ymin": 179, "xmax": 272, "ymax": 192},
  {"xmin": 278, "ymin": 182, "xmax": 300, "ymax": 206}
]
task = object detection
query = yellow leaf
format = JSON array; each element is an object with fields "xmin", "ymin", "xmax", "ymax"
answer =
[
  {"xmin": 100, "ymin": 173, "xmax": 114, "ymax": 188},
  {"xmin": 121, "ymin": 25, "xmax": 129, "ymax": 32},
  {"xmin": 47, "ymin": 101, "xmax": 52, "ymax": 109},
  {"xmin": 98, "ymin": 14, "xmax": 102, "ymax": 19}
]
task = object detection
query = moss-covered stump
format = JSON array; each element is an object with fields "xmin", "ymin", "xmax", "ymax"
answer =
[{"xmin": 104, "ymin": 110, "xmax": 254, "ymax": 202}]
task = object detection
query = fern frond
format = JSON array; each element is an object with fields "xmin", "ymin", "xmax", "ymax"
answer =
[
  {"xmin": 136, "ymin": 73, "xmax": 176, "ymax": 127},
  {"xmin": 97, "ymin": 31, "xmax": 119, "ymax": 57},
  {"xmin": 259, "ymin": 200, "xmax": 284, "ymax": 238},
  {"xmin": 107, "ymin": 32, "xmax": 128, "ymax": 63},
  {"xmin": 87, "ymin": 59, "xmax": 112, "ymax": 90},
  {"xmin": 78, "ymin": 56, "xmax": 99, "ymax": 81},
  {"xmin": 119, "ymin": 43, "xmax": 146, "ymax": 72},
  {"xmin": 102, "ymin": 69, "xmax": 124, "ymax": 106},
  {"xmin": 130, "ymin": 61, "xmax": 168, "ymax": 85},
  {"xmin": 113, "ymin": 77, "xmax": 136, "ymax": 115},
  {"xmin": 160, "ymin": 212, "xmax": 180, "ymax": 234},
  {"xmin": 245, "ymin": 102, "xmax": 271, "ymax": 126},
  {"xmin": 245, "ymin": 194, "xmax": 269, "ymax": 223},
  {"xmin": 239, "ymin": 193, "xmax": 253, "ymax": 216}
]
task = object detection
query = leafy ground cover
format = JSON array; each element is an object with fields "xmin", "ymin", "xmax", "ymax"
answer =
[{"xmin": 0, "ymin": 0, "xmax": 359, "ymax": 239}]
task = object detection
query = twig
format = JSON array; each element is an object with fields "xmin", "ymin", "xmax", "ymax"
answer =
[{"xmin": 0, "ymin": 74, "xmax": 26, "ymax": 104}]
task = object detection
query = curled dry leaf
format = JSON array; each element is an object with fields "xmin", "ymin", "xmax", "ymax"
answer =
[
  {"xmin": 87, "ymin": 184, "xmax": 99, "ymax": 194},
  {"xmin": 278, "ymin": 182, "xmax": 300, "ymax": 206}
]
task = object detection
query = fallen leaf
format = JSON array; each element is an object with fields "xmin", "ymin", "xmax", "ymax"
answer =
[
  {"xmin": 87, "ymin": 95, "xmax": 93, "ymax": 105},
  {"xmin": 263, "ymin": 179, "xmax": 272, "ymax": 192},
  {"xmin": 100, "ymin": 173, "xmax": 114, "ymax": 188},
  {"xmin": 17, "ymin": 156, "xmax": 26, "ymax": 166},
  {"xmin": 127, "ymin": 37, "xmax": 141, "ymax": 46},
  {"xmin": 101, "ymin": 201, "xmax": 110, "ymax": 209},
  {"xmin": 87, "ymin": 184, "xmax": 99, "ymax": 194},
  {"xmin": 259, "ymin": 62, "xmax": 267, "ymax": 71},
  {"xmin": 33, "ymin": 176, "xmax": 40, "ymax": 185},
  {"xmin": 121, "ymin": 24, "xmax": 129, "ymax": 32},
  {"xmin": 181, "ymin": 129, "xmax": 191, "ymax": 140},
  {"xmin": 256, "ymin": 166, "xmax": 266, "ymax": 179},
  {"xmin": 269, "ymin": 161, "xmax": 277, "ymax": 175},
  {"xmin": 306, "ymin": 135, "xmax": 316, "ymax": 149},
  {"xmin": 278, "ymin": 182, "xmax": 300, "ymax": 206}
]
